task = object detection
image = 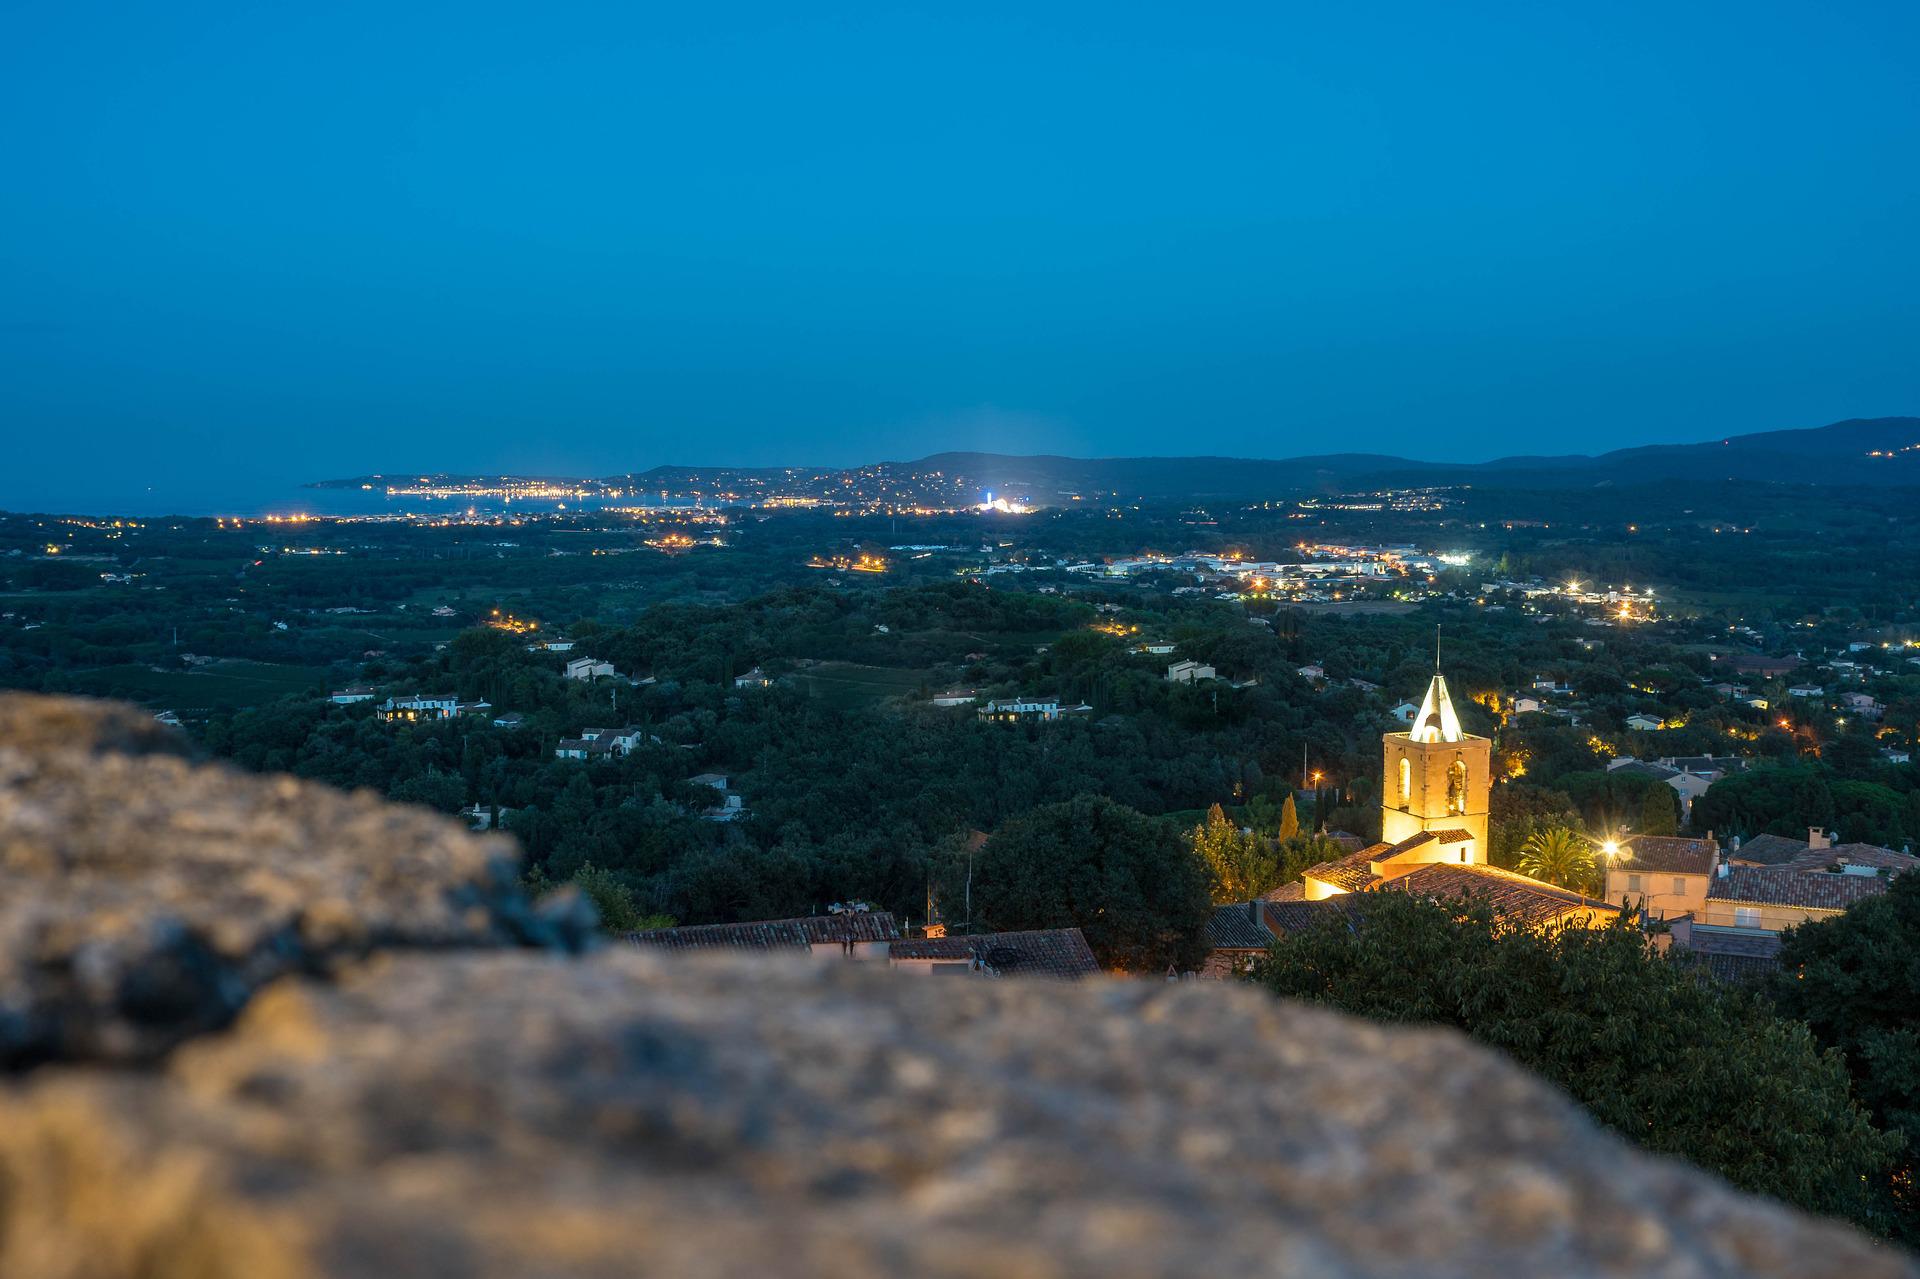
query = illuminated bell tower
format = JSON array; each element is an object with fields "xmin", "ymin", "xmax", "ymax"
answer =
[{"xmin": 1380, "ymin": 670, "xmax": 1491, "ymax": 857}]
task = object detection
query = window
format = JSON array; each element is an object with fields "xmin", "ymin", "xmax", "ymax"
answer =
[
  {"xmin": 1445, "ymin": 758, "xmax": 1468, "ymax": 815},
  {"xmin": 1626, "ymin": 874, "xmax": 1644, "ymax": 894},
  {"xmin": 1398, "ymin": 756, "xmax": 1411, "ymax": 804},
  {"xmin": 1734, "ymin": 907, "xmax": 1761, "ymax": 929},
  {"xmin": 1671, "ymin": 878, "xmax": 1686, "ymax": 897}
]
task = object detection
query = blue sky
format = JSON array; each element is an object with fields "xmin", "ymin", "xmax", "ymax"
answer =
[{"xmin": 2, "ymin": 0, "xmax": 1917, "ymax": 508}]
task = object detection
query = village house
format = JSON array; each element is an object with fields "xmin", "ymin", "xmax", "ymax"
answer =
[
  {"xmin": 329, "ymin": 685, "xmax": 377, "ymax": 704},
  {"xmin": 684, "ymin": 771, "xmax": 748, "ymax": 820},
  {"xmin": 1723, "ymin": 827, "xmax": 1917, "ymax": 869},
  {"xmin": 1841, "ymin": 691, "xmax": 1885, "ymax": 719},
  {"xmin": 378, "ymin": 694, "xmax": 459, "ymax": 722},
  {"xmin": 1166, "ymin": 659, "xmax": 1217, "ymax": 684},
  {"xmin": 491, "ymin": 711, "xmax": 526, "ymax": 730},
  {"xmin": 565, "ymin": 656, "xmax": 618, "ymax": 681},
  {"xmin": 928, "ymin": 689, "xmax": 979, "ymax": 707},
  {"xmin": 1606, "ymin": 755, "xmax": 1744, "ymax": 823},
  {"xmin": 733, "ymin": 667, "xmax": 773, "ymax": 689},
  {"xmin": 1668, "ymin": 831, "xmax": 1914, "ymax": 978},
  {"xmin": 1195, "ymin": 902, "xmax": 1275, "ymax": 978},
  {"xmin": 1697, "ymin": 863, "xmax": 1901, "ymax": 935},
  {"xmin": 978, "ymin": 696, "xmax": 1082, "ymax": 723},
  {"xmin": 1623, "ymin": 713, "xmax": 1663, "ymax": 732},
  {"xmin": 1605, "ymin": 835, "xmax": 1718, "ymax": 922},
  {"xmin": 575, "ymin": 725, "xmax": 651, "ymax": 756}
]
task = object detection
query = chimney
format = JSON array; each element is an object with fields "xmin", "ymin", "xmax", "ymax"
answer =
[
  {"xmin": 1808, "ymin": 826, "xmax": 1831, "ymax": 851},
  {"xmin": 1716, "ymin": 856, "xmax": 1730, "ymax": 880}
]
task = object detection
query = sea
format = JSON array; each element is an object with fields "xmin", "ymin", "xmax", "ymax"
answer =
[{"xmin": 1, "ymin": 484, "xmax": 716, "ymax": 520}]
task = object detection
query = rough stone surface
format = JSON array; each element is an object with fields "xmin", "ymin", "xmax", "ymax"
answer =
[
  {"xmin": 0, "ymin": 694, "xmax": 573, "ymax": 1065},
  {"xmin": 0, "ymin": 693, "xmax": 1912, "ymax": 1278},
  {"xmin": 3, "ymin": 951, "xmax": 1914, "ymax": 1279}
]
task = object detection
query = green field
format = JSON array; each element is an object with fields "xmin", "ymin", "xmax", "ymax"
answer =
[
  {"xmin": 799, "ymin": 663, "xmax": 935, "ymax": 710},
  {"xmin": 65, "ymin": 660, "xmax": 327, "ymax": 713}
]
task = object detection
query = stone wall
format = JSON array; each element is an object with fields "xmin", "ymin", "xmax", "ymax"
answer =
[{"xmin": 0, "ymin": 694, "xmax": 1911, "ymax": 1278}]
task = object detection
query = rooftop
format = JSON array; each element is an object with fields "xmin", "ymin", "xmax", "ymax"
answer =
[
  {"xmin": 1302, "ymin": 845, "xmax": 1386, "ymax": 893},
  {"xmin": 628, "ymin": 912, "xmax": 903, "ymax": 951},
  {"xmin": 1680, "ymin": 925, "xmax": 1783, "ymax": 983},
  {"xmin": 1727, "ymin": 833, "xmax": 1809, "ymax": 866},
  {"xmin": 1263, "ymin": 896, "xmax": 1364, "ymax": 937},
  {"xmin": 1388, "ymin": 864, "xmax": 1619, "ymax": 929},
  {"xmin": 1201, "ymin": 902, "xmax": 1275, "ymax": 951},
  {"xmin": 1708, "ymin": 867, "xmax": 1894, "ymax": 911},
  {"xmin": 1783, "ymin": 844, "xmax": 1920, "ymax": 875},
  {"xmin": 889, "ymin": 928, "xmax": 1100, "ymax": 979},
  {"xmin": 1619, "ymin": 835, "xmax": 1718, "ymax": 876}
]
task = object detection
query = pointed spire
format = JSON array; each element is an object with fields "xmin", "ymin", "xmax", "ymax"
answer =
[{"xmin": 1410, "ymin": 671, "xmax": 1464, "ymax": 743}]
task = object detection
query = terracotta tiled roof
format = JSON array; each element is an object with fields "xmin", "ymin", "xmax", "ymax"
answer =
[
  {"xmin": 1783, "ymin": 844, "xmax": 1920, "ymax": 875},
  {"xmin": 1305, "ymin": 828, "xmax": 1481, "ymax": 893},
  {"xmin": 1260, "ymin": 880, "xmax": 1307, "ymax": 902},
  {"xmin": 1708, "ymin": 867, "xmax": 1895, "ymax": 911},
  {"xmin": 1383, "ymin": 864, "xmax": 1619, "ymax": 929},
  {"xmin": 888, "ymin": 928, "xmax": 1099, "ymax": 979},
  {"xmin": 1679, "ymin": 925, "xmax": 1782, "ymax": 983},
  {"xmin": 628, "ymin": 912, "xmax": 902, "ymax": 951},
  {"xmin": 1619, "ymin": 836, "xmax": 1718, "ymax": 876},
  {"xmin": 1727, "ymin": 833, "xmax": 1809, "ymax": 866},
  {"xmin": 794, "ymin": 913, "xmax": 905, "ymax": 945},
  {"xmin": 1303, "ymin": 845, "xmax": 1387, "ymax": 892},
  {"xmin": 1201, "ymin": 903, "xmax": 1275, "ymax": 951},
  {"xmin": 1262, "ymin": 897, "xmax": 1363, "ymax": 938}
]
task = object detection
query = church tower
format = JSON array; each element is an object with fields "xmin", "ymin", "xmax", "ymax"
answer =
[{"xmin": 1380, "ymin": 670, "xmax": 1491, "ymax": 858}]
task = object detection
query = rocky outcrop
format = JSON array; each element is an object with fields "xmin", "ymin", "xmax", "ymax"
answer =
[
  {"xmin": 0, "ymin": 694, "xmax": 584, "ymax": 1065},
  {"xmin": 0, "ymin": 695, "xmax": 1912, "ymax": 1278}
]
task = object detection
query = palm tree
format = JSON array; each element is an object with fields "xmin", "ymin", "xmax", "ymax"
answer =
[{"xmin": 1516, "ymin": 827, "xmax": 1598, "ymax": 894}]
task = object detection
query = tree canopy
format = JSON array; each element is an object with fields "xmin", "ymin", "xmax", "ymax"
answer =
[
  {"xmin": 1257, "ymin": 892, "xmax": 1897, "ymax": 1232},
  {"xmin": 1770, "ymin": 872, "xmax": 1920, "ymax": 1240},
  {"xmin": 971, "ymin": 794, "xmax": 1212, "ymax": 973},
  {"xmin": 1191, "ymin": 803, "xmax": 1282, "ymax": 903}
]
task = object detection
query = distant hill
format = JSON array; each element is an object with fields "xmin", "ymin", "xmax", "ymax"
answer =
[
  {"xmin": 894, "ymin": 417, "xmax": 1920, "ymax": 498},
  {"xmin": 312, "ymin": 416, "xmax": 1920, "ymax": 501}
]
